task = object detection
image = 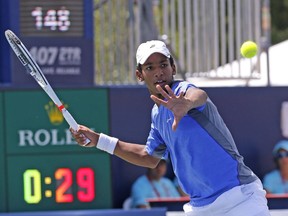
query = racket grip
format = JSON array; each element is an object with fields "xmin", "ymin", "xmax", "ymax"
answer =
[
  {"xmin": 62, "ymin": 109, "xmax": 91, "ymax": 145},
  {"xmin": 62, "ymin": 109, "xmax": 78, "ymax": 130}
]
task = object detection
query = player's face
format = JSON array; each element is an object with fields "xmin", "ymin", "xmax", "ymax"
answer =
[{"xmin": 136, "ymin": 53, "xmax": 176, "ymax": 97}]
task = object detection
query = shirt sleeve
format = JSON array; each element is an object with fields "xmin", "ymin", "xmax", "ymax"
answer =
[{"xmin": 145, "ymin": 122, "xmax": 168, "ymax": 158}]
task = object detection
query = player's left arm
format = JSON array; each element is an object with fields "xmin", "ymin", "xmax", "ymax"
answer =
[
  {"xmin": 151, "ymin": 85, "xmax": 207, "ymax": 130},
  {"xmin": 183, "ymin": 86, "xmax": 208, "ymax": 110}
]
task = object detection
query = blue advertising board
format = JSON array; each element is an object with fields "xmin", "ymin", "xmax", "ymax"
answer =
[{"xmin": 11, "ymin": 38, "xmax": 94, "ymax": 87}]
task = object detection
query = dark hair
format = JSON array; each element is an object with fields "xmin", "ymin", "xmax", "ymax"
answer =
[
  {"xmin": 147, "ymin": 159, "xmax": 167, "ymax": 172},
  {"xmin": 137, "ymin": 56, "xmax": 175, "ymax": 72}
]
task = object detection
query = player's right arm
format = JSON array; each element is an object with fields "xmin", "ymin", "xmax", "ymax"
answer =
[
  {"xmin": 114, "ymin": 140, "xmax": 161, "ymax": 168},
  {"xmin": 71, "ymin": 125, "xmax": 161, "ymax": 168}
]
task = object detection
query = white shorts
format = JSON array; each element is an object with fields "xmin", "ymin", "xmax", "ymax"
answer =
[{"xmin": 183, "ymin": 179, "xmax": 270, "ymax": 216}]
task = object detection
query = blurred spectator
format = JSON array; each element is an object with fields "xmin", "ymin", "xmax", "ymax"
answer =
[
  {"xmin": 263, "ymin": 140, "xmax": 288, "ymax": 194},
  {"xmin": 130, "ymin": 159, "xmax": 180, "ymax": 208}
]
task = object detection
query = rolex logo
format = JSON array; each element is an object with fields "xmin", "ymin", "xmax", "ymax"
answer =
[{"xmin": 44, "ymin": 101, "xmax": 66, "ymax": 125}]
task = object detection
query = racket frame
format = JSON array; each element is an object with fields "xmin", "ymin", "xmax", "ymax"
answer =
[{"xmin": 5, "ymin": 30, "xmax": 89, "ymax": 145}]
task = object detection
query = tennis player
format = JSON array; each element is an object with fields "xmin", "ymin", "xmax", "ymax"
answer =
[{"xmin": 71, "ymin": 40, "xmax": 270, "ymax": 216}]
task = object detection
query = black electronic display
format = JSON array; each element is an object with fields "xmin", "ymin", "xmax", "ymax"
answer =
[{"xmin": 20, "ymin": 0, "xmax": 84, "ymax": 37}]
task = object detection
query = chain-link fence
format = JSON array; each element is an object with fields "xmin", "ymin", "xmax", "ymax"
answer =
[{"xmin": 93, "ymin": 0, "xmax": 271, "ymax": 85}]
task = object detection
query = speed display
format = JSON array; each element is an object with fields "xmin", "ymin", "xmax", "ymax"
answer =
[
  {"xmin": 20, "ymin": 0, "xmax": 84, "ymax": 37},
  {"xmin": 9, "ymin": 0, "xmax": 94, "ymax": 87}
]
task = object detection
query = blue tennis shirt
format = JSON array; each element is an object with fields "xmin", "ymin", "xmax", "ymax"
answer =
[{"xmin": 145, "ymin": 81, "xmax": 258, "ymax": 207}]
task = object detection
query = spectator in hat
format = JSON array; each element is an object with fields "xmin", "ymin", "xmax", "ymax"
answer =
[
  {"xmin": 130, "ymin": 159, "xmax": 180, "ymax": 208},
  {"xmin": 263, "ymin": 140, "xmax": 288, "ymax": 194}
]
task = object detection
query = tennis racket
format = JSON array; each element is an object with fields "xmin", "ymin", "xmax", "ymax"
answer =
[{"xmin": 5, "ymin": 29, "xmax": 90, "ymax": 145}]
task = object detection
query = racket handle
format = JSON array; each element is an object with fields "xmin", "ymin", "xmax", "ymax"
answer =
[
  {"xmin": 62, "ymin": 109, "xmax": 91, "ymax": 145},
  {"xmin": 62, "ymin": 109, "xmax": 78, "ymax": 130}
]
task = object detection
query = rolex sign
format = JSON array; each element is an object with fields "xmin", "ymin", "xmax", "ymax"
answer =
[{"xmin": 4, "ymin": 89, "xmax": 109, "ymax": 154}]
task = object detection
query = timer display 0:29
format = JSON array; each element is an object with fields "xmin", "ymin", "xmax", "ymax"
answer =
[
  {"xmin": 7, "ymin": 154, "xmax": 112, "ymax": 211},
  {"xmin": 23, "ymin": 167, "xmax": 95, "ymax": 204}
]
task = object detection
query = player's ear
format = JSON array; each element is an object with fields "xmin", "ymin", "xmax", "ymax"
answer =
[{"xmin": 136, "ymin": 70, "xmax": 144, "ymax": 82}]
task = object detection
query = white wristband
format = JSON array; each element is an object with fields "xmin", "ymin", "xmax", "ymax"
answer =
[{"xmin": 96, "ymin": 133, "xmax": 118, "ymax": 154}]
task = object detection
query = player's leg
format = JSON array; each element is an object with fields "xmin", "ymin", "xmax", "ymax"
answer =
[{"xmin": 224, "ymin": 179, "xmax": 271, "ymax": 216}]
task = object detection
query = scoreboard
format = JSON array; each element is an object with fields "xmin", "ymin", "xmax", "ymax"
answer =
[
  {"xmin": 0, "ymin": 87, "xmax": 112, "ymax": 211},
  {"xmin": 0, "ymin": 89, "xmax": 112, "ymax": 212},
  {"xmin": 19, "ymin": 0, "xmax": 84, "ymax": 37},
  {"xmin": 7, "ymin": 0, "xmax": 94, "ymax": 87},
  {"xmin": 7, "ymin": 154, "xmax": 111, "ymax": 212},
  {"xmin": 1, "ymin": 0, "xmax": 111, "ymax": 213}
]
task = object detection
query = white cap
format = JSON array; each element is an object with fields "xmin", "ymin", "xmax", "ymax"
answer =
[{"xmin": 136, "ymin": 40, "xmax": 171, "ymax": 65}]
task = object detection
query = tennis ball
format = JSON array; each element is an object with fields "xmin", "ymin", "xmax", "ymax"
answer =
[{"xmin": 240, "ymin": 41, "xmax": 258, "ymax": 58}]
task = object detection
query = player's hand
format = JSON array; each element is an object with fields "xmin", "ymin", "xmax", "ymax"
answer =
[
  {"xmin": 70, "ymin": 125, "xmax": 97, "ymax": 147},
  {"xmin": 150, "ymin": 85, "xmax": 191, "ymax": 131}
]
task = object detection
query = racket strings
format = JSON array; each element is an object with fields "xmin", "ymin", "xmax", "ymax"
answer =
[{"xmin": 6, "ymin": 34, "xmax": 24, "ymax": 61}]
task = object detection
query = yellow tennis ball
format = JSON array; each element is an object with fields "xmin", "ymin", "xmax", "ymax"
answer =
[{"xmin": 240, "ymin": 41, "xmax": 258, "ymax": 58}]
